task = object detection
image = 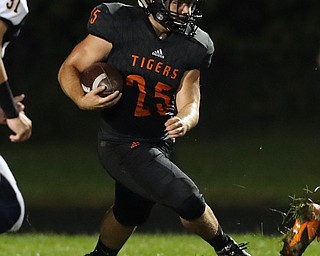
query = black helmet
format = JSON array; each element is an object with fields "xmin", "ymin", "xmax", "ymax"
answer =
[{"xmin": 138, "ymin": 0, "xmax": 204, "ymax": 37}]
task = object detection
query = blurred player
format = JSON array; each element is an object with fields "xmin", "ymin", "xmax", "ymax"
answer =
[
  {"xmin": 58, "ymin": 0, "xmax": 250, "ymax": 255},
  {"xmin": 280, "ymin": 188, "xmax": 320, "ymax": 256},
  {"xmin": 0, "ymin": 0, "xmax": 32, "ymax": 233}
]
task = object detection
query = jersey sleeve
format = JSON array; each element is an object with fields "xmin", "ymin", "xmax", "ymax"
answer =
[
  {"xmin": 0, "ymin": 0, "xmax": 28, "ymax": 49},
  {"xmin": 0, "ymin": 0, "xmax": 28, "ymax": 26},
  {"xmin": 87, "ymin": 3, "xmax": 123, "ymax": 44},
  {"xmin": 200, "ymin": 33, "xmax": 214, "ymax": 69},
  {"xmin": 189, "ymin": 28, "xmax": 215, "ymax": 70}
]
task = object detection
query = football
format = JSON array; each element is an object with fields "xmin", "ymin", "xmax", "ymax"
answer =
[{"xmin": 80, "ymin": 62, "xmax": 123, "ymax": 97}]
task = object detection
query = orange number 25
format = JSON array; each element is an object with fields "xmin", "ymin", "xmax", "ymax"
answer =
[{"xmin": 126, "ymin": 75, "xmax": 172, "ymax": 117}]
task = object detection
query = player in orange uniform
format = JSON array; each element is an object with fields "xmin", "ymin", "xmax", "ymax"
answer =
[
  {"xmin": 58, "ymin": 1, "xmax": 250, "ymax": 255},
  {"xmin": 280, "ymin": 197, "xmax": 320, "ymax": 256}
]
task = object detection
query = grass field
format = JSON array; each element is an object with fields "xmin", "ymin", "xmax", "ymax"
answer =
[
  {"xmin": 1, "ymin": 124, "xmax": 320, "ymax": 255},
  {"xmin": 0, "ymin": 233, "xmax": 319, "ymax": 256}
]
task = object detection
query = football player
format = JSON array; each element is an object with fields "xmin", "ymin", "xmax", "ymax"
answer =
[
  {"xmin": 280, "ymin": 191, "xmax": 320, "ymax": 256},
  {"xmin": 0, "ymin": 0, "xmax": 32, "ymax": 233},
  {"xmin": 58, "ymin": 0, "xmax": 251, "ymax": 255}
]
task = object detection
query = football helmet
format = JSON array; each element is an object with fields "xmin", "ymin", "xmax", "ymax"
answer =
[{"xmin": 138, "ymin": 0, "xmax": 204, "ymax": 37}]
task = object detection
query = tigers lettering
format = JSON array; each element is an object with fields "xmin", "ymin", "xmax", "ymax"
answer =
[{"xmin": 131, "ymin": 55, "xmax": 179, "ymax": 80}]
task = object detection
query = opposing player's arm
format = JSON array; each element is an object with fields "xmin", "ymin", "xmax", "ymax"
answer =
[
  {"xmin": 165, "ymin": 69, "xmax": 200, "ymax": 138},
  {"xmin": 0, "ymin": 20, "xmax": 32, "ymax": 141},
  {"xmin": 0, "ymin": 20, "xmax": 9, "ymax": 124},
  {"xmin": 0, "ymin": 20, "xmax": 8, "ymax": 83},
  {"xmin": 58, "ymin": 34, "xmax": 121, "ymax": 110}
]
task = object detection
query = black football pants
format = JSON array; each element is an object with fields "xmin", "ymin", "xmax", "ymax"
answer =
[{"xmin": 97, "ymin": 139, "xmax": 206, "ymax": 226}]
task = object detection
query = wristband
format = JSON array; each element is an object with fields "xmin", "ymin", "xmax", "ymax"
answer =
[{"xmin": 0, "ymin": 81, "xmax": 19, "ymax": 119}]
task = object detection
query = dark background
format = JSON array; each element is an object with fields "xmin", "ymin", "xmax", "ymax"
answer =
[
  {"xmin": 4, "ymin": 0, "xmax": 320, "ymax": 141},
  {"xmin": 2, "ymin": 0, "xmax": 320, "ymax": 234}
]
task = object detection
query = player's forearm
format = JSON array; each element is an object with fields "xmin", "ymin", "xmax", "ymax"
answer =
[
  {"xmin": 58, "ymin": 63, "xmax": 84, "ymax": 105},
  {"xmin": 0, "ymin": 22, "xmax": 8, "ymax": 83},
  {"xmin": 176, "ymin": 102, "xmax": 199, "ymax": 132},
  {"xmin": 0, "ymin": 58, "xmax": 19, "ymax": 118},
  {"xmin": 0, "ymin": 57, "xmax": 8, "ymax": 83}
]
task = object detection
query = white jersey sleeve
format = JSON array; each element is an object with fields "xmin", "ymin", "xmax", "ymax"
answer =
[{"xmin": 0, "ymin": 0, "xmax": 29, "ymax": 26}]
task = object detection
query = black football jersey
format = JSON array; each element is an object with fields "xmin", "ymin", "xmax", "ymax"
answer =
[{"xmin": 87, "ymin": 2, "xmax": 214, "ymax": 142}]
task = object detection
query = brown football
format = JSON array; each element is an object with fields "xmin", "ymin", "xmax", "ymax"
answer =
[{"xmin": 80, "ymin": 62, "xmax": 123, "ymax": 97}]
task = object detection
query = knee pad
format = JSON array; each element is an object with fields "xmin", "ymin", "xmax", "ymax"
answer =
[
  {"xmin": 113, "ymin": 202, "xmax": 154, "ymax": 226},
  {"xmin": 176, "ymin": 193, "xmax": 206, "ymax": 220}
]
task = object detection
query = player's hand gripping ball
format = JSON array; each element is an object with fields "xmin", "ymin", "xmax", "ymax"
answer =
[{"xmin": 81, "ymin": 62, "xmax": 123, "ymax": 97}]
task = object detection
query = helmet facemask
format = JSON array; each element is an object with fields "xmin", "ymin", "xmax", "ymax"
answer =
[{"xmin": 139, "ymin": 0, "xmax": 204, "ymax": 37}]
